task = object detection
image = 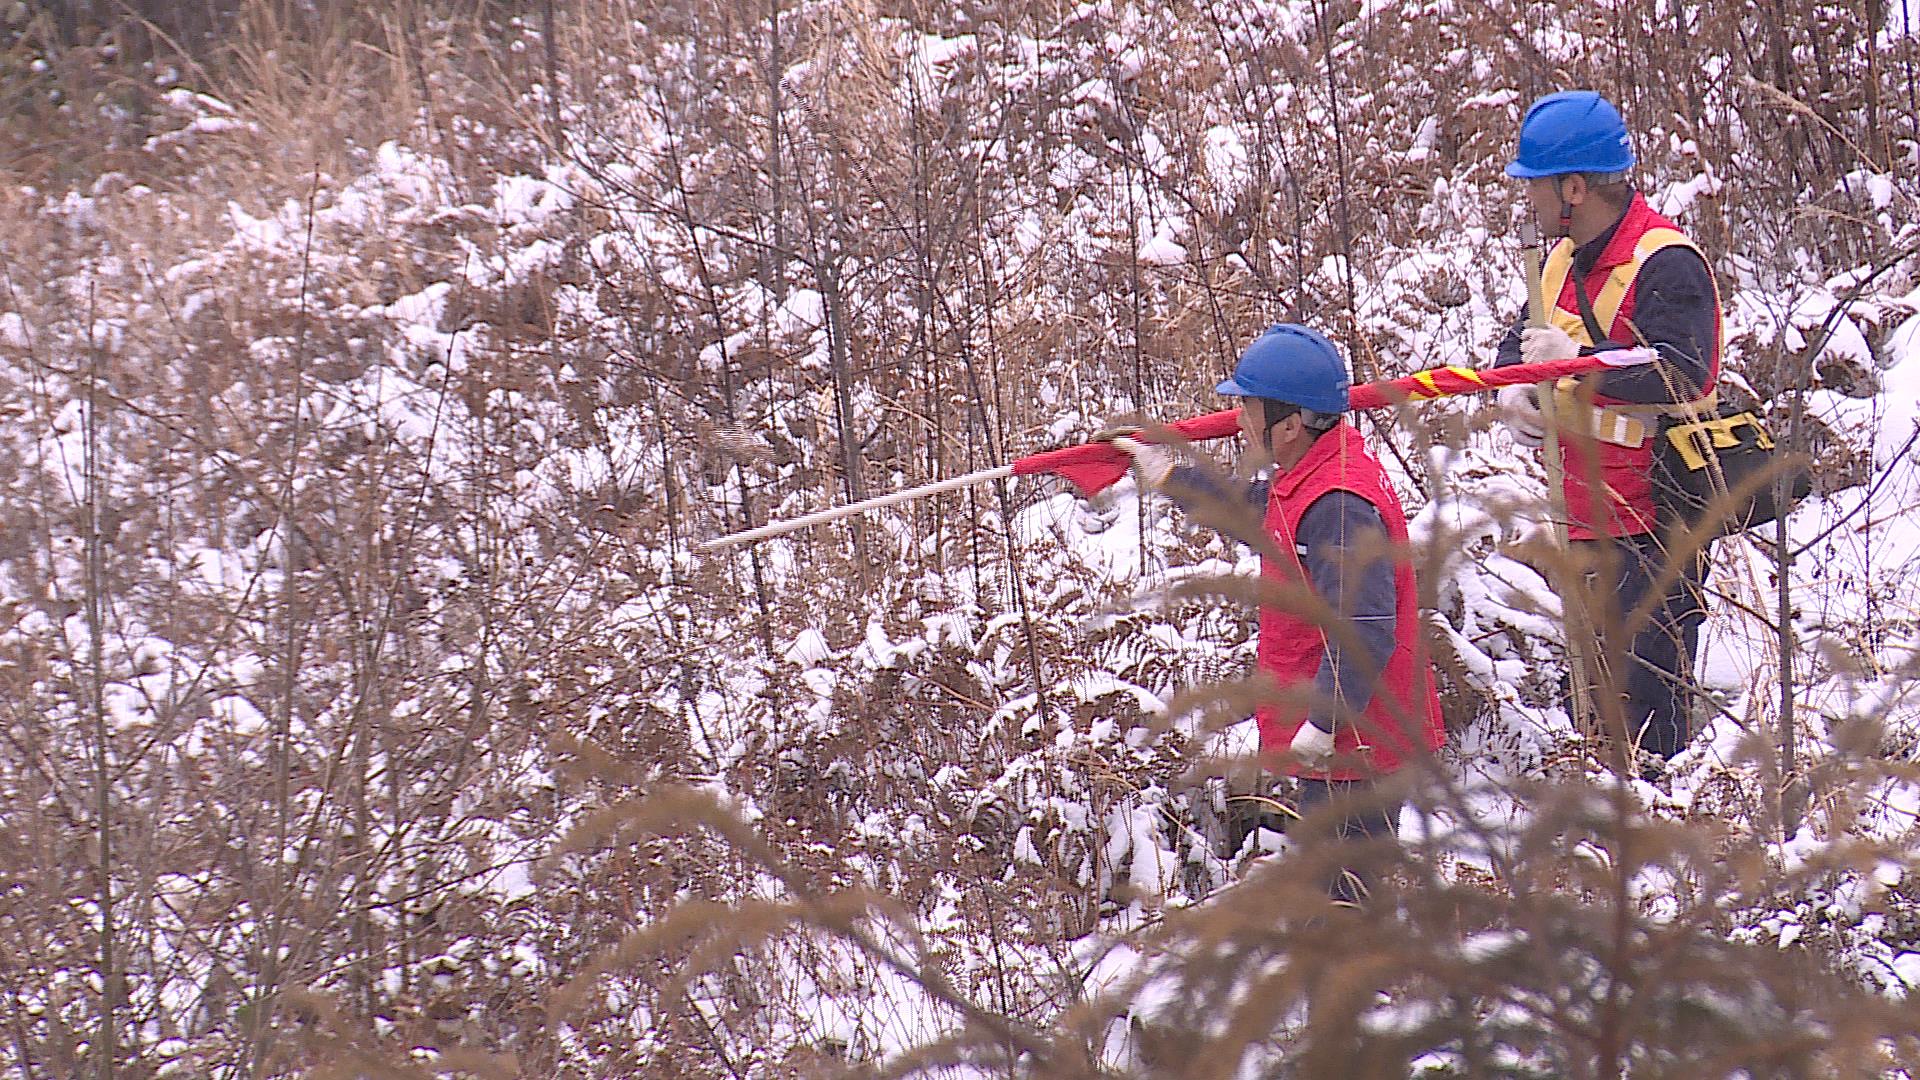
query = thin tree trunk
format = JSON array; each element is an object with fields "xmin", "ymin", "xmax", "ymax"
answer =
[
  {"xmin": 1777, "ymin": 354, "xmax": 1807, "ymax": 838},
  {"xmin": 1311, "ymin": 0, "xmax": 1366, "ymax": 378},
  {"xmin": 820, "ymin": 265, "xmax": 869, "ymax": 512},
  {"xmin": 249, "ymin": 166, "xmax": 324, "ymax": 1080},
  {"xmin": 84, "ymin": 282, "xmax": 117, "ymax": 1080},
  {"xmin": 541, "ymin": 0, "xmax": 564, "ymax": 150},
  {"xmin": 654, "ymin": 82, "xmax": 779, "ymax": 663}
]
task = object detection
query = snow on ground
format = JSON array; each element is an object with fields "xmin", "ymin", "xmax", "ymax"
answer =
[
  {"xmin": 6, "ymin": 5, "xmax": 1920, "ymax": 1074},
  {"xmin": 983, "ymin": 245, "xmax": 1920, "ymax": 1067}
]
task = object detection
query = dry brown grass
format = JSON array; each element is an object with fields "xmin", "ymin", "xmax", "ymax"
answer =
[{"xmin": 0, "ymin": 0, "xmax": 1917, "ymax": 1076}]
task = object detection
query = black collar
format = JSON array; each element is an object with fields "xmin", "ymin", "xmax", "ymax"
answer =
[{"xmin": 1572, "ymin": 195, "xmax": 1635, "ymax": 275}]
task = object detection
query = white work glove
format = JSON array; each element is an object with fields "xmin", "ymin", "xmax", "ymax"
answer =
[
  {"xmin": 1111, "ymin": 436, "xmax": 1175, "ymax": 491},
  {"xmin": 1520, "ymin": 324, "xmax": 1581, "ymax": 366},
  {"xmin": 1288, "ymin": 720, "xmax": 1336, "ymax": 769},
  {"xmin": 1495, "ymin": 383, "xmax": 1546, "ymax": 448}
]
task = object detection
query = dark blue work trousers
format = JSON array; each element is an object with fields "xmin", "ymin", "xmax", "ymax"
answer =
[
  {"xmin": 1293, "ymin": 778, "xmax": 1402, "ymax": 904},
  {"xmin": 1574, "ymin": 533, "xmax": 1710, "ymax": 761}
]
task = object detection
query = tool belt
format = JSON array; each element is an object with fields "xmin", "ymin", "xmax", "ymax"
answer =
[
  {"xmin": 1551, "ymin": 378, "xmax": 1717, "ymax": 450},
  {"xmin": 1648, "ymin": 401, "xmax": 1811, "ymax": 537}
]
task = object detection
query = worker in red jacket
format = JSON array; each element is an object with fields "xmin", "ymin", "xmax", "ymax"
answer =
[
  {"xmin": 1493, "ymin": 90, "xmax": 1721, "ymax": 768},
  {"xmin": 1112, "ymin": 324, "xmax": 1445, "ymax": 902}
]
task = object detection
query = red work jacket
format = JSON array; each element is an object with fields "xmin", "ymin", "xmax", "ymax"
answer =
[{"xmin": 1255, "ymin": 423, "xmax": 1445, "ymax": 780}]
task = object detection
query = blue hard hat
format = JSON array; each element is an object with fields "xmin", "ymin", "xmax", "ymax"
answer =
[
  {"xmin": 1505, "ymin": 90, "xmax": 1635, "ymax": 178},
  {"xmin": 1216, "ymin": 323, "xmax": 1351, "ymax": 415}
]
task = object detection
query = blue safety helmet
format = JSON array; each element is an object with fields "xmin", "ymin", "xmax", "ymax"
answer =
[
  {"xmin": 1215, "ymin": 323, "xmax": 1351, "ymax": 416},
  {"xmin": 1505, "ymin": 90, "xmax": 1635, "ymax": 179}
]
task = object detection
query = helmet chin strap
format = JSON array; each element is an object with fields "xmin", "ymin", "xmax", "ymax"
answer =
[
  {"xmin": 1553, "ymin": 176, "xmax": 1574, "ymax": 237},
  {"xmin": 1245, "ymin": 399, "xmax": 1287, "ymax": 459},
  {"xmin": 1260, "ymin": 403, "xmax": 1305, "ymax": 460},
  {"xmin": 1253, "ymin": 400, "xmax": 1277, "ymax": 455}
]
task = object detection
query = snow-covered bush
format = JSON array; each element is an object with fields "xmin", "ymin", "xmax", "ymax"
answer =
[{"xmin": 3, "ymin": 1, "xmax": 1920, "ymax": 1077}]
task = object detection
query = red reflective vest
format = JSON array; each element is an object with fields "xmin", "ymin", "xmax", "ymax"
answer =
[
  {"xmin": 1255, "ymin": 423, "xmax": 1445, "ymax": 780},
  {"xmin": 1537, "ymin": 192, "xmax": 1722, "ymax": 539}
]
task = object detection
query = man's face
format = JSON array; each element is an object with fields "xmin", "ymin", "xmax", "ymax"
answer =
[
  {"xmin": 1525, "ymin": 175, "xmax": 1579, "ymax": 235},
  {"xmin": 1237, "ymin": 397, "xmax": 1265, "ymax": 444},
  {"xmin": 1265, "ymin": 411, "xmax": 1308, "ymax": 467},
  {"xmin": 1236, "ymin": 399, "xmax": 1315, "ymax": 470},
  {"xmin": 1236, "ymin": 398, "xmax": 1275, "ymax": 469}
]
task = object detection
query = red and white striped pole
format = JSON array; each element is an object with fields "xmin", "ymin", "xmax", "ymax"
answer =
[{"xmin": 696, "ymin": 348, "xmax": 1654, "ymax": 552}]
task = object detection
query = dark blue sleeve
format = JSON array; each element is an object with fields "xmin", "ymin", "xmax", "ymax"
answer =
[
  {"xmin": 1295, "ymin": 492, "xmax": 1399, "ymax": 734},
  {"xmin": 1589, "ymin": 246, "xmax": 1718, "ymax": 403},
  {"xmin": 1163, "ymin": 464, "xmax": 1269, "ymax": 548},
  {"xmin": 1494, "ymin": 312, "xmax": 1524, "ymax": 368}
]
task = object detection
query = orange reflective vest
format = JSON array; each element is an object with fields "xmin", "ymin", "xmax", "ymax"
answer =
[{"xmin": 1537, "ymin": 192, "xmax": 1722, "ymax": 539}]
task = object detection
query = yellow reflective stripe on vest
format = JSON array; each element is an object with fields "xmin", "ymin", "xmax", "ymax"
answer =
[
  {"xmin": 1551, "ymin": 377, "xmax": 1647, "ymax": 447},
  {"xmin": 1535, "ymin": 226, "xmax": 1714, "ymax": 447},
  {"xmin": 1538, "ymin": 227, "xmax": 1698, "ymax": 346}
]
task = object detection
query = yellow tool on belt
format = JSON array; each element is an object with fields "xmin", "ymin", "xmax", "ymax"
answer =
[{"xmin": 1663, "ymin": 410, "xmax": 1774, "ymax": 471}]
